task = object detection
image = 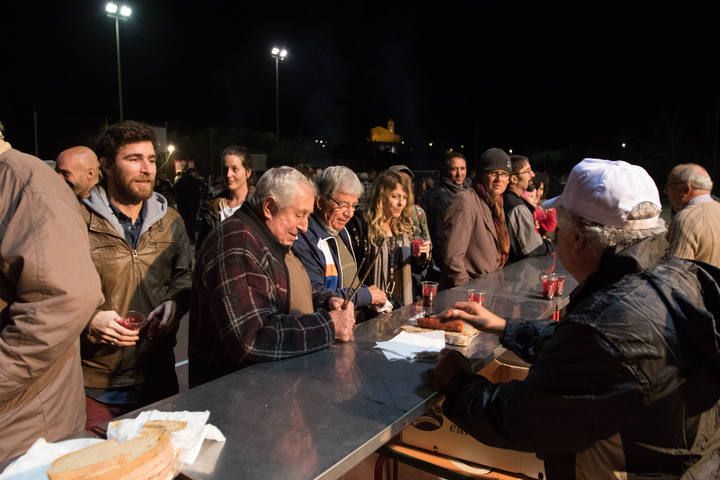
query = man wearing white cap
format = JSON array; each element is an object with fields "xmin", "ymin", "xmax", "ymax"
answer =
[{"xmin": 427, "ymin": 158, "xmax": 720, "ymax": 478}]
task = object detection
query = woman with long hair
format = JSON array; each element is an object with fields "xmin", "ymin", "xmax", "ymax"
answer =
[
  {"xmin": 442, "ymin": 148, "xmax": 512, "ymax": 287},
  {"xmin": 354, "ymin": 171, "xmax": 430, "ymax": 307}
]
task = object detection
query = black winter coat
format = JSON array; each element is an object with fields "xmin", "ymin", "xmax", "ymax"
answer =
[{"xmin": 443, "ymin": 235, "xmax": 720, "ymax": 479}]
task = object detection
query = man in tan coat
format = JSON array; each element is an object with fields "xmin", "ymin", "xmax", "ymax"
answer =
[
  {"xmin": 665, "ymin": 163, "xmax": 720, "ymax": 267},
  {"xmin": 0, "ymin": 124, "xmax": 104, "ymax": 461}
]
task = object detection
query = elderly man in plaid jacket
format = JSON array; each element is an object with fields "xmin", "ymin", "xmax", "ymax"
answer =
[{"xmin": 189, "ymin": 167, "xmax": 355, "ymax": 387}]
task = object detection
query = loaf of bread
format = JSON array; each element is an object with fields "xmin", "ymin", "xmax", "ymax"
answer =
[
  {"xmin": 48, "ymin": 427, "xmax": 177, "ymax": 480},
  {"xmin": 417, "ymin": 316, "xmax": 464, "ymax": 332}
]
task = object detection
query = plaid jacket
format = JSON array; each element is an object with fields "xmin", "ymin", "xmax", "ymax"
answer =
[{"xmin": 189, "ymin": 203, "xmax": 335, "ymax": 386}]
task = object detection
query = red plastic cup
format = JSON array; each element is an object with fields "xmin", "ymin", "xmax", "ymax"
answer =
[
  {"xmin": 119, "ymin": 310, "xmax": 145, "ymax": 331},
  {"xmin": 541, "ymin": 274, "xmax": 556, "ymax": 300},
  {"xmin": 467, "ymin": 288, "xmax": 486, "ymax": 306},
  {"xmin": 421, "ymin": 281, "xmax": 438, "ymax": 309},
  {"xmin": 411, "ymin": 238, "xmax": 423, "ymax": 257},
  {"xmin": 555, "ymin": 275, "xmax": 566, "ymax": 296}
]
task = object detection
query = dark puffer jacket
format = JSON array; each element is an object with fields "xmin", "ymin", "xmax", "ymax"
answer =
[{"xmin": 443, "ymin": 235, "xmax": 720, "ymax": 479}]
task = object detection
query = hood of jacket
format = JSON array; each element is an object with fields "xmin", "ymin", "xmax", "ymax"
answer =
[
  {"xmin": 84, "ymin": 185, "xmax": 169, "ymax": 239},
  {"xmin": 643, "ymin": 259, "xmax": 720, "ymax": 372}
]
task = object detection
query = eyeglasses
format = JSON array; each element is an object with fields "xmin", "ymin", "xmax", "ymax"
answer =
[
  {"xmin": 487, "ymin": 171, "xmax": 510, "ymax": 180},
  {"xmin": 329, "ymin": 197, "xmax": 359, "ymax": 212},
  {"xmin": 514, "ymin": 168, "xmax": 534, "ymax": 176}
]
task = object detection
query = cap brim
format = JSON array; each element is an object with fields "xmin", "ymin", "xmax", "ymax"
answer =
[{"xmin": 541, "ymin": 195, "xmax": 562, "ymax": 210}]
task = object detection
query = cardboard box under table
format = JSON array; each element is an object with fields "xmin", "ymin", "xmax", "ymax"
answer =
[{"xmin": 401, "ymin": 350, "xmax": 546, "ymax": 480}]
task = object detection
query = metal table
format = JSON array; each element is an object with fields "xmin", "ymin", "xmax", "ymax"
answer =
[
  {"xmin": 0, "ymin": 255, "xmax": 575, "ymax": 479},
  {"xmin": 172, "ymin": 254, "xmax": 574, "ymax": 479}
]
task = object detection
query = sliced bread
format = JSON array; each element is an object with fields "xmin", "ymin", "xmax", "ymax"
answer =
[
  {"xmin": 48, "ymin": 431, "xmax": 174, "ymax": 480},
  {"xmin": 47, "ymin": 440, "xmax": 126, "ymax": 480}
]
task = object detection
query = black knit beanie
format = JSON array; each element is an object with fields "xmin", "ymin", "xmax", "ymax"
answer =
[{"xmin": 477, "ymin": 148, "xmax": 511, "ymax": 172}]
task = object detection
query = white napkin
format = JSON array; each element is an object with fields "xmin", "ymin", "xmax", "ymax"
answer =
[
  {"xmin": 107, "ymin": 410, "xmax": 225, "ymax": 465},
  {"xmin": 374, "ymin": 330, "xmax": 445, "ymax": 361},
  {"xmin": 371, "ymin": 299, "xmax": 394, "ymax": 315},
  {"xmin": 0, "ymin": 438, "xmax": 103, "ymax": 480}
]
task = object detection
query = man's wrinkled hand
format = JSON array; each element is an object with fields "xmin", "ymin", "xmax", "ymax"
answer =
[
  {"xmin": 367, "ymin": 285, "xmax": 387, "ymax": 306},
  {"xmin": 330, "ymin": 306, "xmax": 355, "ymax": 342},
  {"xmin": 438, "ymin": 301, "xmax": 507, "ymax": 335},
  {"xmin": 89, "ymin": 310, "xmax": 139, "ymax": 347}
]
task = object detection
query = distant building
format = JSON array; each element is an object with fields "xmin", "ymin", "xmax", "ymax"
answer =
[{"xmin": 370, "ymin": 119, "xmax": 402, "ymax": 154}]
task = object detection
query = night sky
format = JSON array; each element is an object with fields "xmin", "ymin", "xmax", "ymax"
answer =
[{"xmin": 2, "ymin": 1, "xmax": 719, "ymax": 177}]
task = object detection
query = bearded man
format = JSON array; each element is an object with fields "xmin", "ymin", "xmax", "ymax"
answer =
[{"xmin": 80, "ymin": 121, "xmax": 193, "ymax": 428}]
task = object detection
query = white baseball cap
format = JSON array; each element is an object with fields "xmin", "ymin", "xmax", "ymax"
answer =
[{"xmin": 543, "ymin": 158, "xmax": 661, "ymax": 229}]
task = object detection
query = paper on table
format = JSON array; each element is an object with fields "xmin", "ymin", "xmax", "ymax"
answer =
[
  {"xmin": 0, "ymin": 438, "xmax": 103, "ymax": 480},
  {"xmin": 374, "ymin": 330, "xmax": 445, "ymax": 361},
  {"xmin": 107, "ymin": 410, "xmax": 225, "ymax": 465},
  {"xmin": 370, "ymin": 299, "xmax": 394, "ymax": 315}
]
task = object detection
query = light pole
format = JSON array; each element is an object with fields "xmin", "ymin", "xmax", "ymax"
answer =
[
  {"xmin": 270, "ymin": 46, "xmax": 288, "ymax": 141},
  {"xmin": 106, "ymin": 2, "xmax": 132, "ymax": 121}
]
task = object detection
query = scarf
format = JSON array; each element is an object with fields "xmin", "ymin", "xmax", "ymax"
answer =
[{"xmin": 475, "ymin": 182, "xmax": 510, "ymax": 266}]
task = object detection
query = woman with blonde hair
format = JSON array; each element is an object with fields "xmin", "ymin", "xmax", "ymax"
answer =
[{"xmin": 351, "ymin": 170, "xmax": 431, "ymax": 307}]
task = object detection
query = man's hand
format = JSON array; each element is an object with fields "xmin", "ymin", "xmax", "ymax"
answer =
[
  {"xmin": 367, "ymin": 285, "xmax": 388, "ymax": 306},
  {"xmin": 328, "ymin": 297, "xmax": 353, "ymax": 311},
  {"xmin": 88, "ymin": 310, "xmax": 139, "ymax": 347},
  {"xmin": 330, "ymin": 303, "xmax": 355, "ymax": 342},
  {"xmin": 146, "ymin": 300, "xmax": 178, "ymax": 337},
  {"xmin": 425, "ymin": 348, "xmax": 472, "ymax": 392},
  {"xmin": 439, "ymin": 301, "xmax": 507, "ymax": 335}
]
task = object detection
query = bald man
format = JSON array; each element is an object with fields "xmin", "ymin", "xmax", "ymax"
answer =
[
  {"xmin": 56, "ymin": 146, "xmax": 100, "ymax": 199},
  {"xmin": 665, "ymin": 163, "xmax": 720, "ymax": 267}
]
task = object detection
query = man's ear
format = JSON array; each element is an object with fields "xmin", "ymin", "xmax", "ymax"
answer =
[
  {"xmin": 262, "ymin": 196, "xmax": 277, "ymax": 220},
  {"xmin": 572, "ymin": 229, "xmax": 588, "ymax": 255},
  {"xmin": 679, "ymin": 182, "xmax": 692, "ymax": 198},
  {"xmin": 99, "ymin": 157, "xmax": 111, "ymax": 177}
]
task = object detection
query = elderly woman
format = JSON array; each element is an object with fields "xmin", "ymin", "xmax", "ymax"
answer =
[
  {"xmin": 293, "ymin": 166, "xmax": 387, "ymax": 310},
  {"xmin": 349, "ymin": 170, "xmax": 431, "ymax": 307},
  {"xmin": 196, "ymin": 145, "xmax": 253, "ymax": 251},
  {"xmin": 442, "ymin": 148, "xmax": 512, "ymax": 287}
]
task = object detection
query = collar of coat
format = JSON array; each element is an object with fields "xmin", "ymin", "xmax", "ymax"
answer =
[
  {"xmin": 83, "ymin": 185, "xmax": 169, "ymax": 240},
  {"xmin": 569, "ymin": 233, "xmax": 669, "ymax": 310},
  {"xmin": 239, "ymin": 202, "xmax": 291, "ymax": 254}
]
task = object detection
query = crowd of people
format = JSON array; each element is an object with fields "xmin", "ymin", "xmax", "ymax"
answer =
[{"xmin": 1, "ymin": 118, "xmax": 719, "ymax": 478}]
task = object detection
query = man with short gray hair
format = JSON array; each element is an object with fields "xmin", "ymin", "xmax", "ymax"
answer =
[
  {"xmin": 293, "ymin": 166, "xmax": 388, "ymax": 312},
  {"xmin": 665, "ymin": 163, "xmax": 720, "ymax": 267},
  {"xmin": 189, "ymin": 166, "xmax": 356, "ymax": 387},
  {"xmin": 428, "ymin": 158, "xmax": 720, "ymax": 478}
]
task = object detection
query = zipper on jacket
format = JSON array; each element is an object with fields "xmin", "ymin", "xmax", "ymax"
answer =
[{"xmin": 132, "ymin": 249, "xmax": 139, "ymax": 264}]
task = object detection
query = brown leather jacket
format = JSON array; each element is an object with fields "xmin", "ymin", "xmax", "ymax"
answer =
[
  {"xmin": 0, "ymin": 144, "xmax": 104, "ymax": 461},
  {"xmin": 80, "ymin": 186, "xmax": 192, "ymax": 396}
]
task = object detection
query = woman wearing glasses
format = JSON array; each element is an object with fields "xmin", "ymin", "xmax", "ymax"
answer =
[
  {"xmin": 441, "ymin": 147, "xmax": 512, "ymax": 288},
  {"xmin": 293, "ymin": 166, "xmax": 389, "ymax": 313}
]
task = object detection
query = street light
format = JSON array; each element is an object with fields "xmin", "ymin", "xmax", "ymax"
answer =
[
  {"xmin": 270, "ymin": 46, "xmax": 288, "ymax": 141},
  {"xmin": 106, "ymin": 2, "xmax": 132, "ymax": 121}
]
